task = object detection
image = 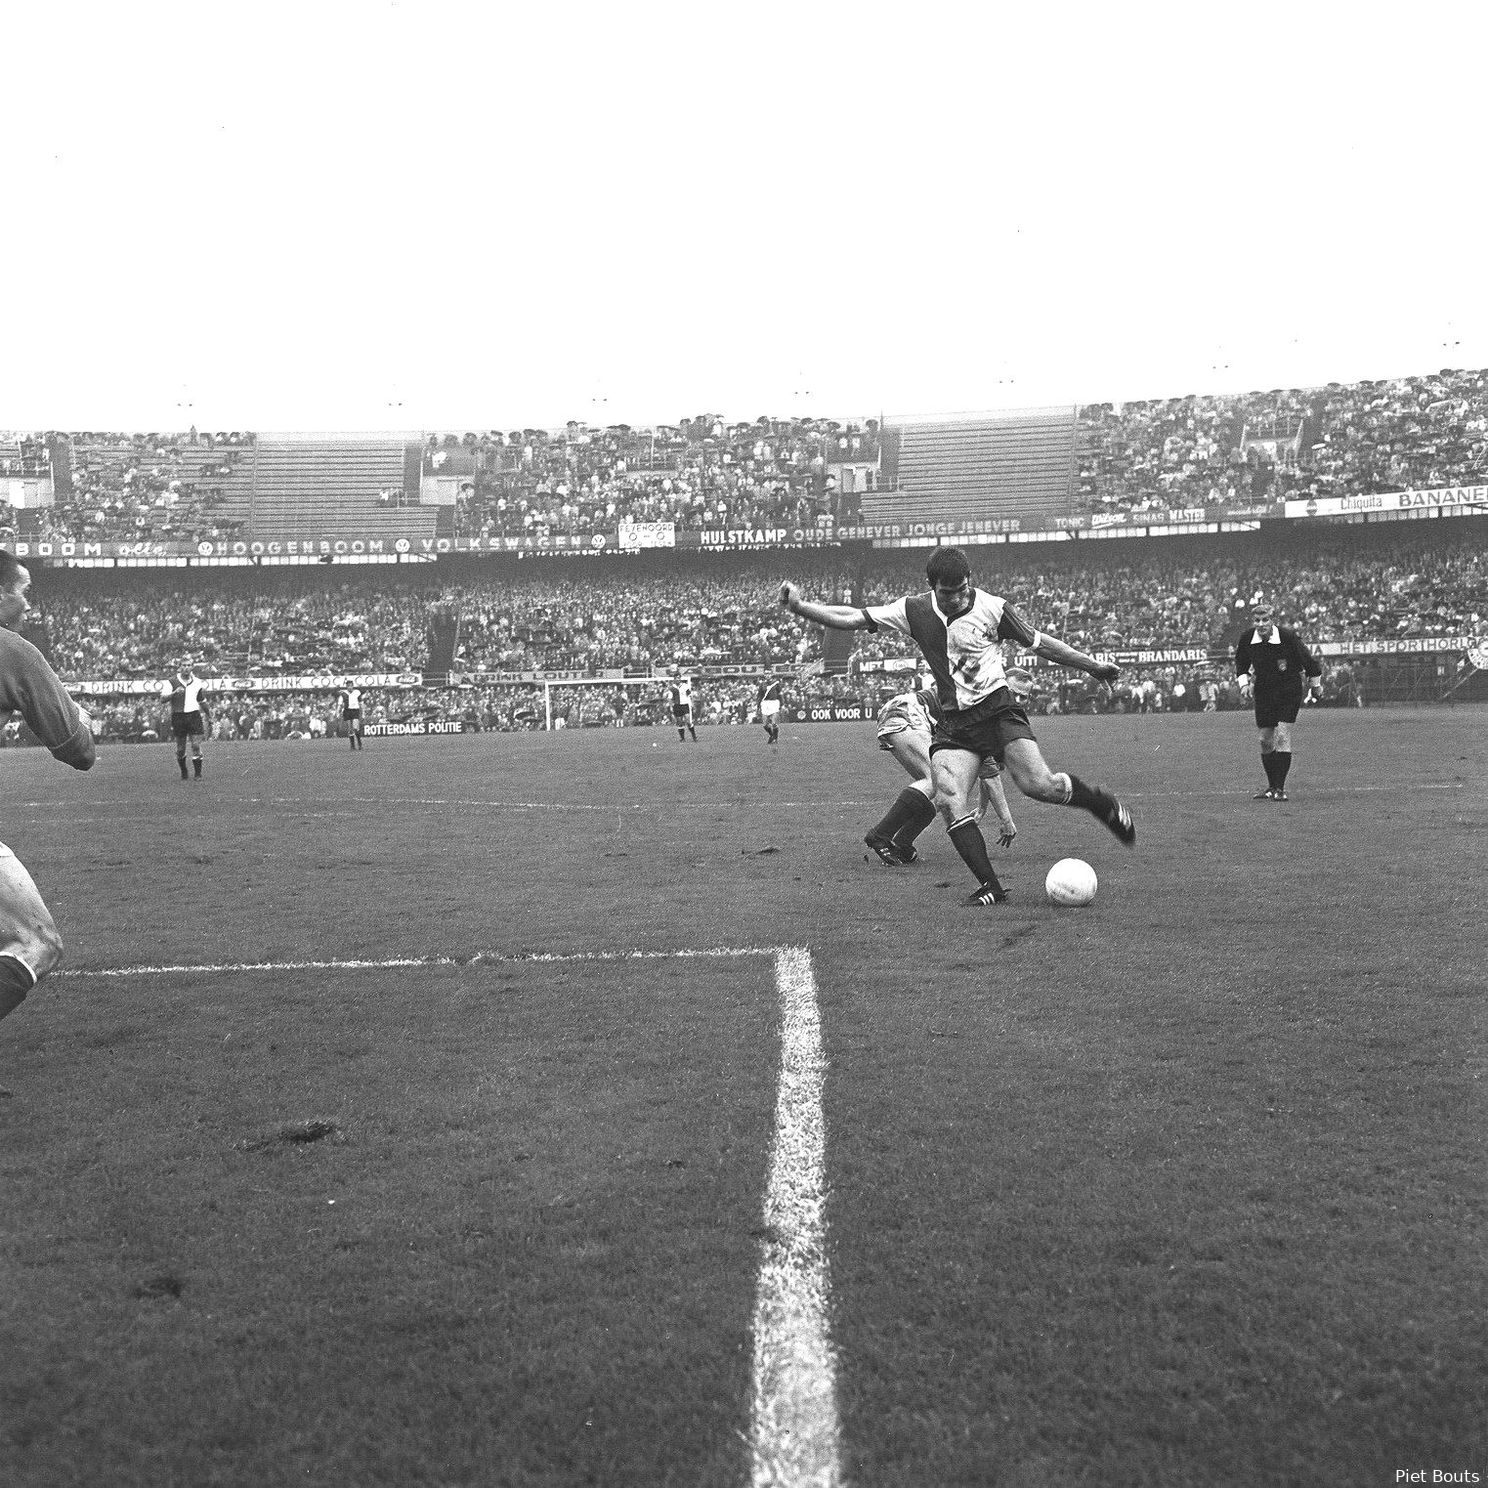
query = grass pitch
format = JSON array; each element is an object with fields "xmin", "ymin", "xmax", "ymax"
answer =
[{"xmin": 1, "ymin": 708, "xmax": 1485, "ymax": 1487}]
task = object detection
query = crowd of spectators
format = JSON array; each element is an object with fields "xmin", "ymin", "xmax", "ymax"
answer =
[
  {"xmin": 12, "ymin": 363, "xmax": 1486, "ymax": 548},
  {"xmin": 23, "ymin": 522, "xmax": 1483, "ymax": 710},
  {"xmin": 444, "ymin": 565, "xmax": 815, "ymax": 674},
  {"xmin": 1077, "ymin": 367, "xmax": 1488, "ymax": 515},
  {"xmin": 37, "ymin": 579, "xmax": 435, "ymax": 680},
  {"xmin": 431, "ymin": 415, "xmax": 879, "ymax": 541},
  {"xmin": 23, "ymin": 430, "xmax": 252, "ymax": 546}
]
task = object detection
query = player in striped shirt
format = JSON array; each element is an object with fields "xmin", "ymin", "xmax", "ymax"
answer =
[
  {"xmin": 162, "ymin": 663, "xmax": 211, "ymax": 781},
  {"xmin": 781, "ymin": 546, "xmax": 1136, "ymax": 905},
  {"xmin": 0, "ymin": 551, "xmax": 96, "ymax": 1042},
  {"xmin": 338, "ymin": 681, "xmax": 365, "ymax": 751},
  {"xmin": 667, "ymin": 670, "xmax": 698, "ymax": 743},
  {"xmin": 757, "ymin": 676, "xmax": 785, "ymax": 745}
]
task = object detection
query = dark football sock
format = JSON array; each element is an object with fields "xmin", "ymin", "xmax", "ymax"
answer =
[
  {"xmin": 178, "ymin": 756, "xmax": 189, "ymax": 779},
  {"xmin": 193, "ymin": 756, "xmax": 203, "ymax": 778},
  {"xmin": 947, "ymin": 818, "xmax": 1002, "ymax": 890},
  {"xmin": 0, "ymin": 955, "xmax": 37, "ymax": 1022},
  {"xmin": 1063, "ymin": 773, "xmax": 1106, "ymax": 815},
  {"xmin": 1261, "ymin": 750, "xmax": 1280, "ymax": 789},
  {"xmin": 872, "ymin": 787, "xmax": 936, "ymax": 845},
  {"xmin": 1272, "ymin": 750, "xmax": 1292, "ymax": 789},
  {"xmin": 891, "ymin": 789, "xmax": 938, "ymax": 846}
]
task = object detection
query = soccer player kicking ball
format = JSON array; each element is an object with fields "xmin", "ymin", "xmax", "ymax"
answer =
[
  {"xmin": 780, "ymin": 546, "xmax": 1136, "ymax": 905},
  {"xmin": 0, "ymin": 551, "xmax": 96, "ymax": 1039},
  {"xmin": 1234, "ymin": 602, "xmax": 1323, "ymax": 800}
]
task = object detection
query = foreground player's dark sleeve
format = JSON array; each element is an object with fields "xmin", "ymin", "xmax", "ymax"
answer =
[
  {"xmin": 996, "ymin": 602, "xmax": 1039, "ymax": 649},
  {"xmin": 0, "ymin": 630, "xmax": 96, "ymax": 770},
  {"xmin": 1234, "ymin": 635, "xmax": 1251, "ymax": 677}
]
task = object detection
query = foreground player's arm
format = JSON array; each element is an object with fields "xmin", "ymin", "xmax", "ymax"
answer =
[
  {"xmin": 779, "ymin": 581, "xmax": 873, "ymax": 632},
  {"xmin": 995, "ymin": 602, "xmax": 1119, "ymax": 684},
  {"xmin": 1029, "ymin": 629, "xmax": 1120, "ymax": 684},
  {"xmin": 0, "ymin": 634, "xmax": 96, "ymax": 771}
]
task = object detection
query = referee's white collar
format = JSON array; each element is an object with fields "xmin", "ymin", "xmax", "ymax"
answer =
[{"xmin": 1252, "ymin": 626, "xmax": 1280, "ymax": 644}]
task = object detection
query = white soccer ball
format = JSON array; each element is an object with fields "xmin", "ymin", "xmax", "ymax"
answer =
[{"xmin": 1045, "ymin": 857, "xmax": 1098, "ymax": 907}]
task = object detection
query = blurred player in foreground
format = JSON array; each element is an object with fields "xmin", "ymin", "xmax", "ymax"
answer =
[
  {"xmin": 867, "ymin": 681, "xmax": 1020, "ymax": 863},
  {"xmin": 0, "ymin": 550, "xmax": 96, "ymax": 1036},
  {"xmin": 1234, "ymin": 602, "xmax": 1323, "ymax": 801},
  {"xmin": 780, "ymin": 546, "xmax": 1135, "ymax": 905}
]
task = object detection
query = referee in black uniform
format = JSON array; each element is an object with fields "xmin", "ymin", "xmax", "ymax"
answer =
[{"xmin": 1234, "ymin": 603, "xmax": 1323, "ymax": 801}]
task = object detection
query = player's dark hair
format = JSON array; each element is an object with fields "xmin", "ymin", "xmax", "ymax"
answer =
[
  {"xmin": 0, "ymin": 549, "xmax": 20, "ymax": 589},
  {"xmin": 925, "ymin": 546, "xmax": 971, "ymax": 586}
]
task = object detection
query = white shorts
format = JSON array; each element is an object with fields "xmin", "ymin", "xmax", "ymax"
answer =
[
  {"xmin": 761, "ymin": 700, "xmax": 781, "ymax": 719},
  {"xmin": 0, "ymin": 842, "xmax": 59, "ymax": 979}
]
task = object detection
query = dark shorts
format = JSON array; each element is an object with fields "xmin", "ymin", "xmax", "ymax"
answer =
[
  {"xmin": 344, "ymin": 710, "xmax": 361, "ymax": 721},
  {"xmin": 672, "ymin": 706, "xmax": 692, "ymax": 720},
  {"xmin": 929, "ymin": 689, "xmax": 1036, "ymax": 765},
  {"xmin": 171, "ymin": 712, "xmax": 205, "ymax": 740},
  {"xmin": 1255, "ymin": 692, "xmax": 1302, "ymax": 729}
]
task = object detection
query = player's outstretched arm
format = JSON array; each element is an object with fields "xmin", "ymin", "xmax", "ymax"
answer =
[
  {"xmin": 12, "ymin": 654, "xmax": 98, "ymax": 771},
  {"xmin": 52, "ymin": 717, "xmax": 96, "ymax": 771},
  {"xmin": 1033, "ymin": 630, "xmax": 1120, "ymax": 683},
  {"xmin": 778, "ymin": 581, "xmax": 870, "ymax": 632}
]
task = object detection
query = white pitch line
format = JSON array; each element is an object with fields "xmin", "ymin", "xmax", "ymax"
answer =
[
  {"xmin": 50, "ymin": 946, "xmax": 786, "ymax": 978},
  {"xmin": 750, "ymin": 946, "xmax": 841, "ymax": 1488},
  {"xmin": 53, "ymin": 956, "xmax": 462, "ymax": 979},
  {"xmin": 51, "ymin": 942, "xmax": 846, "ymax": 1486},
  {"xmin": 6, "ymin": 780, "xmax": 1471, "ymax": 819}
]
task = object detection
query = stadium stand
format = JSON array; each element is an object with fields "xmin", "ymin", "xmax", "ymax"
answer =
[
  {"xmin": 8, "ymin": 363, "xmax": 1485, "ymax": 725},
  {"xmin": 247, "ymin": 438, "xmax": 436, "ymax": 541},
  {"xmin": 1077, "ymin": 367, "xmax": 1488, "ymax": 515},
  {"xmin": 13, "ymin": 366, "xmax": 1485, "ymax": 547},
  {"xmin": 445, "ymin": 417, "xmax": 873, "ymax": 538},
  {"xmin": 867, "ymin": 408, "xmax": 1078, "ymax": 525},
  {"xmin": 28, "ymin": 516, "xmax": 1485, "ymax": 692}
]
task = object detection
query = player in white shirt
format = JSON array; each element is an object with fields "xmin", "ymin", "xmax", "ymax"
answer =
[
  {"xmin": 163, "ymin": 663, "xmax": 211, "ymax": 781},
  {"xmin": 757, "ymin": 677, "xmax": 785, "ymax": 746},
  {"xmin": 667, "ymin": 670, "xmax": 698, "ymax": 743},
  {"xmin": 781, "ymin": 546, "xmax": 1135, "ymax": 905},
  {"xmin": 337, "ymin": 681, "xmax": 364, "ymax": 751}
]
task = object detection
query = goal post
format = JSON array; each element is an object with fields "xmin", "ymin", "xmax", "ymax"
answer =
[{"xmin": 540, "ymin": 675, "xmax": 659, "ymax": 731}]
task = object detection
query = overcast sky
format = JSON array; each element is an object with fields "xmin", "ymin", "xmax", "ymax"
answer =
[{"xmin": 6, "ymin": 1, "xmax": 1486, "ymax": 433}]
